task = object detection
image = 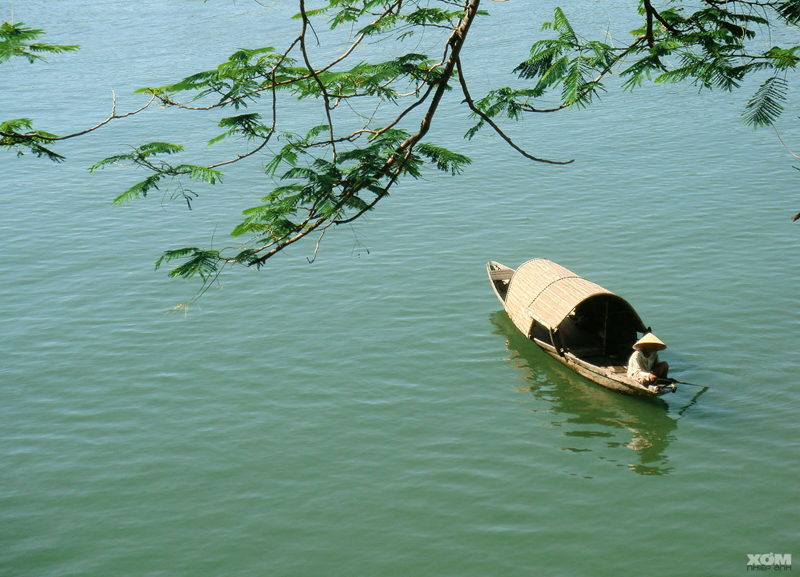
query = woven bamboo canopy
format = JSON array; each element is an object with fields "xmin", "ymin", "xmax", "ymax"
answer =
[{"xmin": 504, "ymin": 259, "xmax": 646, "ymax": 337}]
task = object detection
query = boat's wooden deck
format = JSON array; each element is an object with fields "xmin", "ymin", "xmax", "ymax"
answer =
[{"xmin": 488, "ymin": 264, "xmax": 512, "ymax": 302}]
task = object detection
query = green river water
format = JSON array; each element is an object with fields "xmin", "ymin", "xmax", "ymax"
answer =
[{"xmin": 1, "ymin": 1, "xmax": 798, "ymax": 575}]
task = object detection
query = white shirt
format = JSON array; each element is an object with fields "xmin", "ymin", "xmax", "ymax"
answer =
[{"xmin": 627, "ymin": 350, "xmax": 659, "ymax": 382}]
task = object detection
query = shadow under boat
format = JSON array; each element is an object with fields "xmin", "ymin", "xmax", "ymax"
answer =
[{"xmin": 490, "ymin": 310, "xmax": 687, "ymax": 475}]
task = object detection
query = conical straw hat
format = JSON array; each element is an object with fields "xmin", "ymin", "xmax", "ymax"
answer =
[{"xmin": 633, "ymin": 333, "xmax": 666, "ymax": 351}]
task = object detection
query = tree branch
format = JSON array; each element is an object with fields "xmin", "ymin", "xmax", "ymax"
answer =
[
  {"xmin": 299, "ymin": 0, "xmax": 337, "ymax": 161},
  {"xmin": 1, "ymin": 90, "xmax": 156, "ymax": 141},
  {"xmin": 250, "ymin": 0, "xmax": 485, "ymax": 264},
  {"xmin": 457, "ymin": 56, "xmax": 574, "ymax": 165}
]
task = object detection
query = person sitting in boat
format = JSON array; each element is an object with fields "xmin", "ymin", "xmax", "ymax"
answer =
[{"xmin": 627, "ymin": 333, "xmax": 669, "ymax": 385}]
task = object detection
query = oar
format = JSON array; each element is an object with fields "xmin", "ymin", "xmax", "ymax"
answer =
[
  {"xmin": 659, "ymin": 378, "xmax": 708, "ymax": 388},
  {"xmin": 678, "ymin": 384, "xmax": 709, "ymax": 417}
]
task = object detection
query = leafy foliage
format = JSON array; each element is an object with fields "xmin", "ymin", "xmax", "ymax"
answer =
[
  {"xmin": 0, "ymin": 118, "xmax": 64, "ymax": 161},
  {"xmin": 467, "ymin": 1, "xmax": 800, "ymax": 140},
  {"xmin": 0, "ymin": 21, "xmax": 79, "ymax": 64},
  {"xmin": 3, "ymin": 1, "xmax": 800, "ymax": 296},
  {"xmin": 89, "ymin": 142, "xmax": 223, "ymax": 205},
  {"xmin": 155, "ymin": 248, "xmax": 221, "ymax": 280},
  {"xmin": 744, "ymin": 77, "xmax": 789, "ymax": 128}
]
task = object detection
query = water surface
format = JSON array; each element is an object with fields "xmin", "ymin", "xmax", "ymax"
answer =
[{"xmin": 1, "ymin": 2, "xmax": 798, "ymax": 575}]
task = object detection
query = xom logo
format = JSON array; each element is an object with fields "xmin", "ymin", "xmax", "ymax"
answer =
[{"xmin": 747, "ymin": 553, "xmax": 792, "ymax": 571}]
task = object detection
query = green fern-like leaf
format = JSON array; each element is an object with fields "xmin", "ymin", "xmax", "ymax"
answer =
[
  {"xmin": 155, "ymin": 248, "xmax": 221, "ymax": 280},
  {"xmin": 90, "ymin": 142, "xmax": 185, "ymax": 173},
  {"xmin": 174, "ymin": 164, "xmax": 224, "ymax": 185},
  {"xmin": 0, "ymin": 117, "xmax": 65, "ymax": 161},
  {"xmin": 776, "ymin": 0, "xmax": 800, "ymax": 24},
  {"xmin": 112, "ymin": 174, "xmax": 166, "ymax": 205},
  {"xmin": 0, "ymin": 22, "xmax": 79, "ymax": 64},
  {"xmin": 743, "ymin": 76, "xmax": 788, "ymax": 127},
  {"xmin": 415, "ymin": 143, "xmax": 471, "ymax": 175}
]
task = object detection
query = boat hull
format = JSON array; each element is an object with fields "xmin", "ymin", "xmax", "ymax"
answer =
[{"xmin": 534, "ymin": 340, "xmax": 671, "ymax": 397}]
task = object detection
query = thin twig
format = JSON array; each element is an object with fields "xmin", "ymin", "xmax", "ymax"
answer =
[
  {"xmin": 772, "ymin": 123, "xmax": 800, "ymax": 159},
  {"xmin": 456, "ymin": 57, "xmax": 573, "ymax": 165},
  {"xmin": 1, "ymin": 90, "xmax": 156, "ymax": 141},
  {"xmin": 299, "ymin": 0, "xmax": 337, "ymax": 161}
]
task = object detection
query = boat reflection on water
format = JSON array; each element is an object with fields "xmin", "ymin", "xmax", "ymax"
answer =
[{"xmin": 490, "ymin": 311, "xmax": 681, "ymax": 475}]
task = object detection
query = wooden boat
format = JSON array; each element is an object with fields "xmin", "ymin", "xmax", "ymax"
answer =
[{"xmin": 487, "ymin": 259, "xmax": 676, "ymax": 397}]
